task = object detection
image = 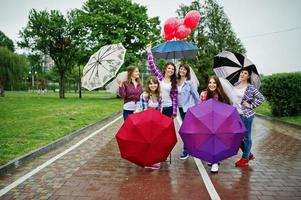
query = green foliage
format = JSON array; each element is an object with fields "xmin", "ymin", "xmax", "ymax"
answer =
[
  {"xmin": 177, "ymin": 0, "xmax": 246, "ymax": 90},
  {"xmin": 0, "ymin": 31, "xmax": 15, "ymax": 52},
  {"xmin": 0, "ymin": 91, "xmax": 122, "ymax": 165},
  {"xmin": 0, "ymin": 47, "xmax": 29, "ymax": 96},
  {"xmin": 70, "ymin": 0, "xmax": 161, "ymax": 68},
  {"xmin": 260, "ymin": 72, "xmax": 301, "ymax": 117},
  {"xmin": 18, "ymin": 9, "xmax": 79, "ymax": 98}
]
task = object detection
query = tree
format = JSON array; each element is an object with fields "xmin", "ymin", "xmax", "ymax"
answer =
[
  {"xmin": 19, "ymin": 9, "xmax": 78, "ymax": 98},
  {"xmin": 70, "ymin": 0, "xmax": 161, "ymax": 68},
  {"xmin": 177, "ymin": 0, "xmax": 246, "ymax": 90},
  {"xmin": 0, "ymin": 31, "xmax": 15, "ymax": 52},
  {"xmin": 0, "ymin": 47, "xmax": 29, "ymax": 96}
]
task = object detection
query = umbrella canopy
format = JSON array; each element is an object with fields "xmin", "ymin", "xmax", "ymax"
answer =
[
  {"xmin": 179, "ymin": 99, "xmax": 246, "ymax": 163},
  {"xmin": 82, "ymin": 43, "xmax": 126, "ymax": 91},
  {"xmin": 116, "ymin": 109, "xmax": 177, "ymax": 167},
  {"xmin": 213, "ymin": 51, "xmax": 261, "ymax": 88},
  {"xmin": 105, "ymin": 71, "xmax": 127, "ymax": 94},
  {"xmin": 151, "ymin": 40, "xmax": 198, "ymax": 60}
]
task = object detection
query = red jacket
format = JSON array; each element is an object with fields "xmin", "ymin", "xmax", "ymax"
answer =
[{"xmin": 119, "ymin": 81, "xmax": 143, "ymax": 104}]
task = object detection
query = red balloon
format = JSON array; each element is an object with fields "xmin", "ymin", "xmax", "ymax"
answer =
[
  {"xmin": 163, "ymin": 17, "xmax": 178, "ymax": 35},
  {"xmin": 162, "ymin": 32, "xmax": 174, "ymax": 41},
  {"xmin": 184, "ymin": 10, "xmax": 201, "ymax": 30},
  {"xmin": 175, "ymin": 25, "xmax": 191, "ymax": 40},
  {"xmin": 177, "ymin": 18, "xmax": 184, "ymax": 27}
]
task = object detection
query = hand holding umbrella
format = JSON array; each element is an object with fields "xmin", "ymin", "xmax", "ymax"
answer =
[{"xmin": 146, "ymin": 43, "xmax": 152, "ymax": 53}]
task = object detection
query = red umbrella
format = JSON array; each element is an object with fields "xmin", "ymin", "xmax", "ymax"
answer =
[{"xmin": 116, "ymin": 109, "xmax": 177, "ymax": 167}]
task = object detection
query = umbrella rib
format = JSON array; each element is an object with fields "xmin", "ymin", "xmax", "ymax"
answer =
[
  {"xmin": 98, "ymin": 46, "xmax": 123, "ymax": 61},
  {"xmin": 97, "ymin": 46, "xmax": 111, "ymax": 60},
  {"xmin": 227, "ymin": 71, "xmax": 240, "ymax": 83},
  {"xmin": 88, "ymin": 62, "xmax": 99, "ymax": 81},
  {"xmin": 83, "ymin": 62, "xmax": 97, "ymax": 76}
]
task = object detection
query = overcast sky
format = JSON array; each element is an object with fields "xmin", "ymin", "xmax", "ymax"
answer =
[{"xmin": 0, "ymin": 0, "xmax": 300, "ymax": 75}]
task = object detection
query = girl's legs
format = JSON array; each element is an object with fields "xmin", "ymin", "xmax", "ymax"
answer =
[
  {"xmin": 162, "ymin": 106, "xmax": 173, "ymax": 118},
  {"xmin": 236, "ymin": 115, "xmax": 254, "ymax": 167},
  {"xmin": 123, "ymin": 110, "xmax": 134, "ymax": 120},
  {"xmin": 241, "ymin": 115, "xmax": 254, "ymax": 159},
  {"xmin": 179, "ymin": 107, "xmax": 185, "ymax": 120},
  {"xmin": 179, "ymin": 107, "xmax": 189, "ymax": 159}
]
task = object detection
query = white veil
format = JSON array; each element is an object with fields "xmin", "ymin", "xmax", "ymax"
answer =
[
  {"xmin": 189, "ymin": 67, "xmax": 199, "ymax": 90},
  {"xmin": 218, "ymin": 77, "xmax": 239, "ymax": 105}
]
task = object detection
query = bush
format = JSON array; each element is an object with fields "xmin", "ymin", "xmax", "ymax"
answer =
[{"xmin": 260, "ymin": 72, "xmax": 301, "ymax": 117}]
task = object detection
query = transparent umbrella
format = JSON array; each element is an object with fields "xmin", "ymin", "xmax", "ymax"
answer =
[{"xmin": 82, "ymin": 43, "xmax": 126, "ymax": 91}]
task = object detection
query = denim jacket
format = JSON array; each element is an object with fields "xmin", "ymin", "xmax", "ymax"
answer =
[{"xmin": 178, "ymin": 80, "xmax": 199, "ymax": 112}]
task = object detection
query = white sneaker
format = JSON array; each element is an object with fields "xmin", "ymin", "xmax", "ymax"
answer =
[
  {"xmin": 145, "ymin": 163, "xmax": 161, "ymax": 170},
  {"xmin": 211, "ymin": 163, "xmax": 219, "ymax": 173}
]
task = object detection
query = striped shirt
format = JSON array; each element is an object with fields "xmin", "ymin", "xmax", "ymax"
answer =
[
  {"xmin": 140, "ymin": 92, "xmax": 162, "ymax": 111},
  {"xmin": 147, "ymin": 52, "xmax": 178, "ymax": 117},
  {"xmin": 234, "ymin": 82, "xmax": 265, "ymax": 118}
]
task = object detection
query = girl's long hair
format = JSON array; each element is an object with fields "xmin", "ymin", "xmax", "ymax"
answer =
[
  {"xmin": 162, "ymin": 62, "xmax": 177, "ymax": 91},
  {"xmin": 125, "ymin": 66, "xmax": 141, "ymax": 85},
  {"xmin": 145, "ymin": 76, "xmax": 160, "ymax": 98},
  {"xmin": 206, "ymin": 76, "xmax": 231, "ymax": 105},
  {"xmin": 177, "ymin": 63, "xmax": 191, "ymax": 80}
]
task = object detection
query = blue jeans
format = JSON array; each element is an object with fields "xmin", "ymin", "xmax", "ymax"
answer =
[
  {"xmin": 240, "ymin": 115, "xmax": 254, "ymax": 159},
  {"xmin": 179, "ymin": 107, "xmax": 186, "ymax": 120},
  {"xmin": 123, "ymin": 110, "xmax": 134, "ymax": 120},
  {"xmin": 179, "ymin": 107, "xmax": 187, "ymax": 153},
  {"xmin": 162, "ymin": 106, "xmax": 173, "ymax": 118}
]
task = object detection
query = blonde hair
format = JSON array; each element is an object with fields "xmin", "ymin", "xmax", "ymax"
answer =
[{"xmin": 125, "ymin": 66, "xmax": 141, "ymax": 85}]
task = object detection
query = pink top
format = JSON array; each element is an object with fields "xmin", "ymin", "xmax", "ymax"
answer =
[{"xmin": 199, "ymin": 91, "xmax": 218, "ymax": 103}]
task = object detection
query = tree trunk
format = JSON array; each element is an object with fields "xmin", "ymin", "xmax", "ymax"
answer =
[
  {"xmin": 78, "ymin": 65, "xmax": 82, "ymax": 99},
  {"xmin": 0, "ymin": 80, "xmax": 5, "ymax": 97},
  {"xmin": 0, "ymin": 87, "xmax": 4, "ymax": 97},
  {"xmin": 59, "ymin": 73, "xmax": 65, "ymax": 98}
]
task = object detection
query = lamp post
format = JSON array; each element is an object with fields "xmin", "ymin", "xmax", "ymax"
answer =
[{"xmin": 29, "ymin": 66, "xmax": 37, "ymax": 91}]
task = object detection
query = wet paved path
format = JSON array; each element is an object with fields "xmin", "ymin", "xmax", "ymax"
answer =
[{"xmin": 0, "ymin": 115, "xmax": 300, "ymax": 200}]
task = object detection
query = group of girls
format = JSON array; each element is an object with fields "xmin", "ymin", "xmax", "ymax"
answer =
[{"xmin": 117, "ymin": 43, "xmax": 264, "ymax": 172}]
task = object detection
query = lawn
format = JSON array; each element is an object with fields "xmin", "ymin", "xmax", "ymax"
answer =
[
  {"xmin": 256, "ymin": 101, "xmax": 301, "ymax": 126},
  {"xmin": 0, "ymin": 91, "xmax": 122, "ymax": 166}
]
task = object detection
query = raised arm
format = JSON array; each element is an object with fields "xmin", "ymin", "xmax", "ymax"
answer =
[{"xmin": 146, "ymin": 44, "xmax": 163, "ymax": 81}]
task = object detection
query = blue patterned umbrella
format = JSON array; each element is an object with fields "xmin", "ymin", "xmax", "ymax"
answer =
[{"xmin": 151, "ymin": 40, "xmax": 198, "ymax": 60}]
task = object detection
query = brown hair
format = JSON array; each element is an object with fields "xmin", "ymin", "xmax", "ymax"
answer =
[
  {"xmin": 125, "ymin": 66, "xmax": 141, "ymax": 85},
  {"xmin": 162, "ymin": 62, "xmax": 177, "ymax": 91},
  {"xmin": 205, "ymin": 76, "xmax": 231, "ymax": 105},
  {"xmin": 145, "ymin": 76, "xmax": 160, "ymax": 98},
  {"xmin": 177, "ymin": 63, "xmax": 191, "ymax": 80}
]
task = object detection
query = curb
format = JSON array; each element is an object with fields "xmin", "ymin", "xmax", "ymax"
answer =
[
  {"xmin": 0, "ymin": 111, "xmax": 122, "ymax": 176},
  {"xmin": 256, "ymin": 113, "xmax": 301, "ymax": 129}
]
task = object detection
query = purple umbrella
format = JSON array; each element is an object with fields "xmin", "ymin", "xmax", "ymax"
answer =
[{"xmin": 179, "ymin": 99, "xmax": 246, "ymax": 163}]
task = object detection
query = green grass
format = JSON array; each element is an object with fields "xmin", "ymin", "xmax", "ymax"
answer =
[
  {"xmin": 0, "ymin": 91, "xmax": 122, "ymax": 166},
  {"xmin": 256, "ymin": 101, "xmax": 301, "ymax": 126}
]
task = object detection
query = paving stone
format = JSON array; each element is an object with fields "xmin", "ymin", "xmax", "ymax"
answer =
[{"xmin": 0, "ymin": 116, "xmax": 300, "ymax": 200}]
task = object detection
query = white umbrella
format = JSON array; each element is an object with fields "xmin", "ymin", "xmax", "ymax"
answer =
[
  {"xmin": 213, "ymin": 51, "xmax": 261, "ymax": 88},
  {"xmin": 105, "ymin": 71, "xmax": 128, "ymax": 94},
  {"xmin": 82, "ymin": 43, "xmax": 126, "ymax": 91}
]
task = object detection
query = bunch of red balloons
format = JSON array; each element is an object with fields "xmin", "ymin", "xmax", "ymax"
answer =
[{"xmin": 163, "ymin": 10, "xmax": 201, "ymax": 41}]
